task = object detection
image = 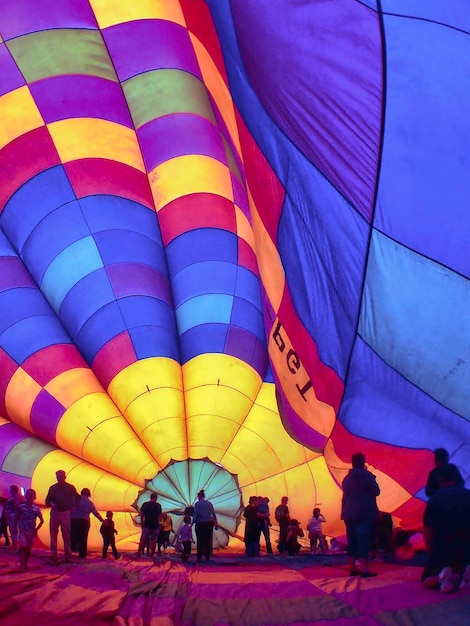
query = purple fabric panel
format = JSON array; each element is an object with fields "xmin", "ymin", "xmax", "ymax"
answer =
[
  {"xmin": 103, "ymin": 19, "xmax": 201, "ymax": 82},
  {"xmin": 30, "ymin": 76, "xmax": 133, "ymax": 127},
  {"xmin": 273, "ymin": 370, "xmax": 328, "ymax": 451},
  {"xmin": 0, "ymin": 43, "xmax": 25, "ymax": 96},
  {"xmin": 225, "ymin": 326, "xmax": 268, "ymax": 377},
  {"xmin": 107, "ymin": 263, "xmax": 172, "ymax": 303},
  {"xmin": 230, "ymin": 0, "xmax": 382, "ymax": 220},
  {"xmin": 0, "ymin": 471, "xmax": 30, "ymax": 496},
  {"xmin": 0, "ymin": 258, "xmax": 36, "ymax": 292},
  {"xmin": 30, "ymin": 391, "xmax": 63, "ymax": 444},
  {"xmin": 231, "ymin": 173, "xmax": 250, "ymax": 219},
  {"xmin": 0, "ymin": 423, "xmax": 26, "ymax": 467},
  {"xmin": 0, "ymin": 0, "xmax": 98, "ymax": 40},
  {"xmin": 138, "ymin": 113, "xmax": 226, "ymax": 172}
]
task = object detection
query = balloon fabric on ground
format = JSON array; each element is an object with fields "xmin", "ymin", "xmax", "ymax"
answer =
[{"xmin": 0, "ymin": 0, "xmax": 469, "ymax": 549}]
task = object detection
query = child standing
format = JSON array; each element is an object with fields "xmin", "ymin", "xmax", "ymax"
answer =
[
  {"xmin": 14, "ymin": 488, "xmax": 44, "ymax": 570},
  {"xmin": 307, "ymin": 507, "xmax": 327, "ymax": 553},
  {"xmin": 100, "ymin": 511, "xmax": 120, "ymax": 560},
  {"xmin": 176, "ymin": 515, "xmax": 194, "ymax": 562}
]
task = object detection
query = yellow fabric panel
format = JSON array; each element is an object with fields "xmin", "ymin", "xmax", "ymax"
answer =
[
  {"xmin": 268, "ymin": 317, "xmax": 336, "ymax": 438},
  {"xmin": 0, "ymin": 86, "xmax": 43, "ymax": 149},
  {"xmin": 4, "ymin": 368, "xmax": 41, "ymax": 431},
  {"xmin": 249, "ymin": 188, "xmax": 285, "ymax": 312},
  {"xmin": 108, "ymin": 358, "xmax": 182, "ymax": 410},
  {"xmin": 235, "ymin": 204, "xmax": 256, "ymax": 251},
  {"xmin": 91, "ymin": 0, "xmax": 186, "ymax": 29},
  {"xmin": 31, "ymin": 448, "xmax": 139, "ymax": 510},
  {"xmin": 56, "ymin": 392, "xmax": 159, "ymax": 484},
  {"xmin": 45, "ymin": 368, "xmax": 105, "ymax": 408},
  {"xmin": 47, "ymin": 118, "xmax": 145, "ymax": 171},
  {"xmin": 221, "ymin": 411, "xmax": 316, "ymax": 484},
  {"xmin": 184, "ymin": 354, "xmax": 262, "ymax": 461},
  {"xmin": 189, "ymin": 33, "xmax": 242, "ymax": 157},
  {"xmin": 150, "ymin": 155, "xmax": 233, "ymax": 212},
  {"xmin": 184, "ymin": 353, "xmax": 261, "ymax": 397},
  {"xmin": 249, "ymin": 456, "xmax": 343, "ymax": 535},
  {"xmin": 125, "ymin": 391, "xmax": 187, "ymax": 462}
]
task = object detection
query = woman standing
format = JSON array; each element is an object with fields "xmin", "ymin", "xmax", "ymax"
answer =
[
  {"xmin": 71, "ymin": 488, "xmax": 104, "ymax": 559},
  {"xmin": 192, "ymin": 490, "xmax": 218, "ymax": 562}
]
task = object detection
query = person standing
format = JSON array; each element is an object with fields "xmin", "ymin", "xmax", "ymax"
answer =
[
  {"xmin": 257, "ymin": 497, "xmax": 273, "ymax": 555},
  {"xmin": 425, "ymin": 448, "xmax": 464, "ymax": 498},
  {"xmin": 100, "ymin": 511, "xmax": 120, "ymax": 560},
  {"xmin": 175, "ymin": 515, "xmax": 195, "ymax": 562},
  {"xmin": 4, "ymin": 485, "xmax": 24, "ymax": 550},
  {"xmin": 193, "ymin": 489, "xmax": 218, "ymax": 562},
  {"xmin": 243, "ymin": 495, "xmax": 261, "ymax": 557},
  {"xmin": 275, "ymin": 496, "xmax": 290, "ymax": 554},
  {"xmin": 14, "ymin": 488, "xmax": 44, "ymax": 570},
  {"xmin": 45, "ymin": 469, "xmax": 78, "ymax": 561},
  {"xmin": 307, "ymin": 507, "xmax": 327, "ymax": 553},
  {"xmin": 341, "ymin": 452, "xmax": 380, "ymax": 577},
  {"xmin": 137, "ymin": 493, "xmax": 162, "ymax": 559},
  {"xmin": 70, "ymin": 488, "xmax": 104, "ymax": 559},
  {"xmin": 157, "ymin": 512, "xmax": 173, "ymax": 556}
]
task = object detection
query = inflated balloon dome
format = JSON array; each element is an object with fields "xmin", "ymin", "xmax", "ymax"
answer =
[{"xmin": 0, "ymin": 0, "xmax": 468, "ymax": 549}]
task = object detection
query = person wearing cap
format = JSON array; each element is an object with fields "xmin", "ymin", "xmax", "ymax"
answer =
[{"xmin": 45, "ymin": 469, "xmax": 78, "ymax": 561}]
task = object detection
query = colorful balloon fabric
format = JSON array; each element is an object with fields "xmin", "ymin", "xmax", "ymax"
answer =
[{"xmin": 0, "ymin": 0, "xmax": 468, "ymax": 548}]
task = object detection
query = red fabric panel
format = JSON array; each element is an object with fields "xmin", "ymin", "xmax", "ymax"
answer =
[
  {"xmin": 22, "ymin": 344, "xmax": 88, "ymax": 386},
  {"xmin": 179, "ymin": 0, "xmax": 229, "ymax": 86},
  {"xmin": 0, "ymin": 126, "xmax": 60, "ymax": 212},
  {"xmin": 159, "ymin": 193, "xmax": 237, "ymax": 246},
  {"xmin": 65, "ymin": 159, "xmax": 154, "ymax": 209},
  {"xmin": 92, "ymin": 331, "xmax": 137, "ymax": 389}
]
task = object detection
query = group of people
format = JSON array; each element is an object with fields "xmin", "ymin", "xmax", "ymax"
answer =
[
  {"xmin": 243, "ymin": 495, "xmax": 328, "ymax": 558},
  {"xmin": 136, "ymin": 489, "xmax": 217, "ymax": 563},
  {"xmin": 0, "ymin": 470, "xmax": 120, "ymax": 569},
  {"xmin": 341, "ymin": 449, "xmax": 470, "ymax": 591},
  {"xmin": 1, "ymin": 448, "xmax": 469, "ymax": 589}
]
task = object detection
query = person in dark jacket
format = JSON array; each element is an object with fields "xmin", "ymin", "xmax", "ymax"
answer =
[
  {"xmin": 425, "ymin": 448, "xmax": 464, "ymax": 498},
  {"xmin": 341, "ymin": 452, "xmax": 380, "ymax": 577}
]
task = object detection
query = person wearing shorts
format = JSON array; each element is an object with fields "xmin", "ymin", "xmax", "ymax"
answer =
[{"xmin": 15, "ymin": 489, "xmax": 44, "ymax": 570}]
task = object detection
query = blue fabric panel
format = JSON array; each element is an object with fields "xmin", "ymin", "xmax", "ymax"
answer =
[
  {"xmin": 180, "ymin": 323, "xmax": 228, "ymax": 363},
  {"xmin": 166, "ymin": 229, "xmax": 238, "ymax": 275},
  {"xmin": 234, "ymin": 266, "xmax": 263, "ymax": 313},
  {"xmin": 0, "ymin": 288, "xmax": 54, "ymax": 334},
  {"xmin": 118, "ymin": 295, "xmax": 176, "ymax": 332},
  {"xmin": 22, "ymin": 200, "xmax": 91, "ymax": 282},
  {"xmin": 230, "ymin": 296, "xmax": 265, "ymax": 344},
  {"xmin": 0, "ymin": 230, "xmax": 16, "ymax": 256},
  {"xmin": 360, "ymin": 231, "xmax": 470, "ymax": 419},
  {"xmin": 381, "ymin": 0, "xmax": 470, "ymax": 31},
  {"xmin": 0, "ymin": 166, "xmax": 75, "ymax": 252},
  {"xmin": 75, "ymin": 300, "xmax": 127, "ymax": 364},
  {"xmin": 377, "ymin": 14, "xmax": 470, "ymax": 277},
  {"xmin": 176, "ymin": 294, "xmax": 233, "ymax": 335},
  {"xmin": 172, "ymin": 260, "xmax": 237, "ymax": 306},
  {"xmin": 41, "ymin": 236, "xmax": 104, "ymax": 312},
  {"xmin": 207, "ymin": 2, "xmax": 369, "ymax": 380},
  {"xmin": 0, "ymin": 316, "xmax": 72, "ymax": 364},
  {"xmin": 278, "ymin": 163, "xmax": 369, "ymax": 379},
  {"xmin": 340, "ymin": 337, "xmax": 470, "ymax": 472},
  {"xmin": 129, "ymin": 326, "xmax": 180, "ymax": 361},
  {"xmin": 94, "ymin": 230, "xmax": 165, "ymax": 271},
  {"xmin": 80, "ymin": 195, "xmax": 162, "ymax": 244},
  {"xmin": 59, "ymin": 268, "xmax": 115, "ymax": 337}
]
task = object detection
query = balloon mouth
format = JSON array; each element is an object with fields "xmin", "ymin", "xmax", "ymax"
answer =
[{"xmin": 132, "ymin": 458, "xmax": 243, "ymax": 536}]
